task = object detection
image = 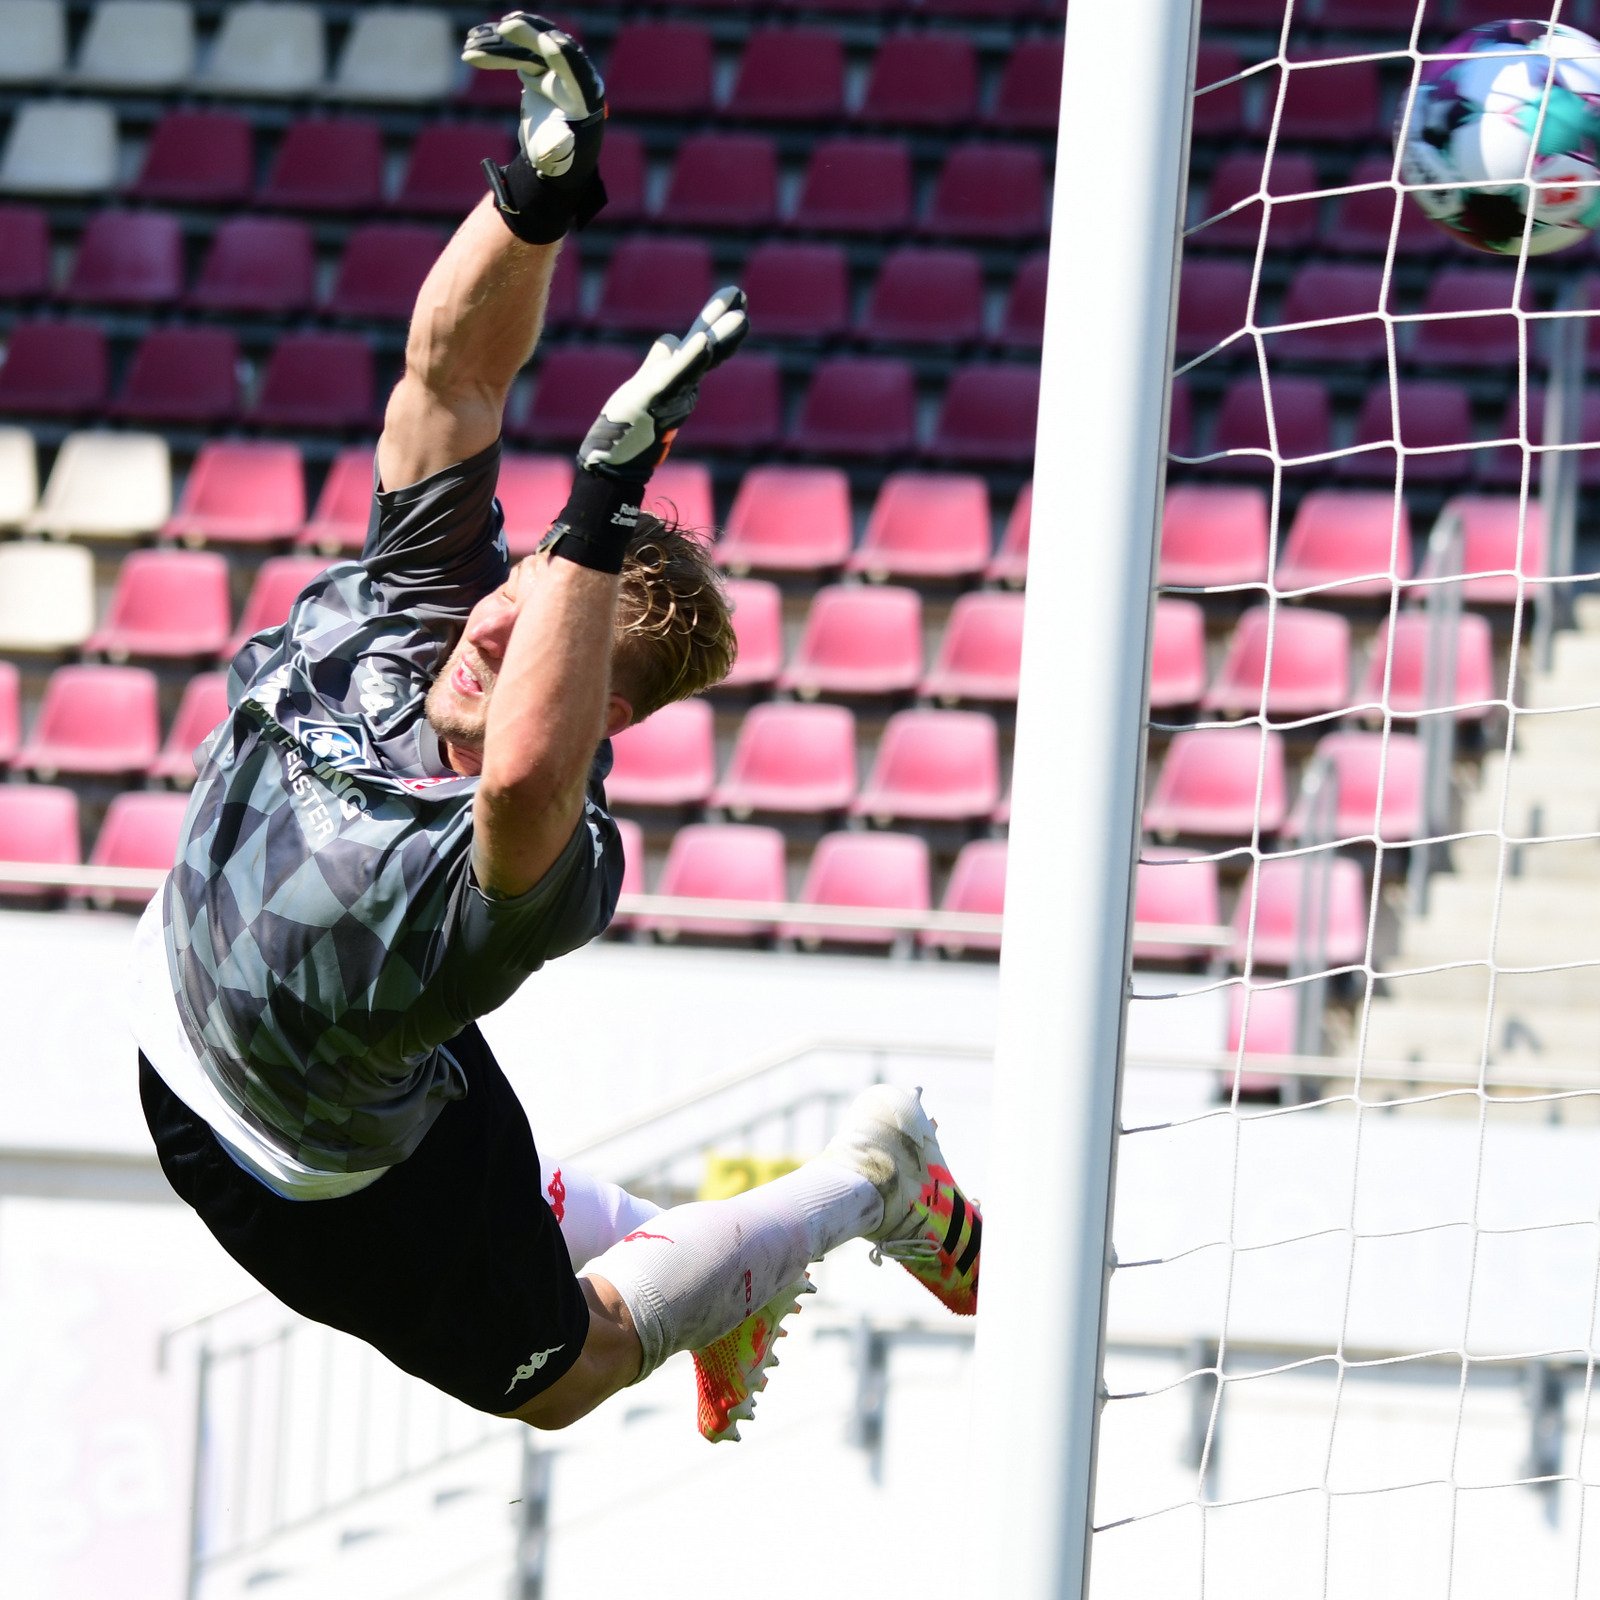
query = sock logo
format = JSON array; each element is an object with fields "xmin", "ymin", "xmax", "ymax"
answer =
[
  {"xmin": 623, "ymin": 1229, "xmax": 673, "ymax": 1244},
  {"xmin": 505, "ymin": 1345, "xmax": 564, "ymax": 1394},
  {"xmin": 546, "ymin": 1167, "xmax": 565, "ymax": 1223},
  {"xmin": 743, "ymin": 1268, "xmax": 753, "ymax": 1310}
]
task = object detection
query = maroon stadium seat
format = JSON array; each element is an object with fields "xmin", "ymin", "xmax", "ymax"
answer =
[
  {"xmin": 725, "ymin": 28, "xmax": 844, "ymax": 122},
  {"xmin": 792, "ymin": 138, "xmax": 913, "ymax": 233},
  {"xmin": 1320, "ymin": 0, "xmax": 1422, "ymax": 29},
  {"xmin": 1196, "ymin": 152, "xmax": 1321, "ymax": 252},
  {"xmin": 252, "ymin": 332, "xmax": 375, "ymax": 431},
  {"xmin": 860, "ymin": 248, "xmax": 984, "ymax": 345},
  {"xmin": 189, "ymin": 217, "xmax": 315, "ymax": 315},
  {"xmin": 985, "ymin": 483, "xmax": 1032, "ymax": 586},
  {"xmin": 923, "ymin": 143, "xmax": 1046, "ymax": 240},
  {"xmin": 0, "ymin": 660, "xmax": 17, "ymax": 768},
  {"xmin": 791, "ymin": 357, "xmax": 917, "ymax": 458},
  {"xmin": 592, "ymin": 237, "xmax": 714, "ymax": 334},
  {"xmin": 260, "ymin": 117, "xmax": 384, "ymax": 211},
  {"xmin": 718, "ymin": 466, "xmax": 853, "ymax": 575},
  {"xmin": 86, "ymin": 549, "xmax": 232, "ymax": 662},
  {"xmin": 497, "ymin": 453, "xmax": 575, "ymax": 558},
  {"xmin": 1484, "ymin": 386, "xmax": 1600, "ymax": 490},
  {"xmin": 1276, "ymin": 490, "xmax": 1412, "ymax": 599},
  {"xmin": 683, "ymin": 354, "xmax": 784, "ymax": 452},
  {"xmin": 720, "ymin": 577, "xmax": 784, "ymax": 691},
  {"xmin": 712, "ymin": 701, "xmax": 858, "ymax": 817},
  {"xmin": 165, "ymin": 442, "xmax": 306, "ymax": 546},
  {"xmin": 853, "ymin": 708, "xmax": 1001, "ymax": 825},
  {"xmin": 597, "ymin": 127, "xmax": 646, "ymax": 225},
  {"xmin": 0, "ymin": 204, "xmax": 48, "ymax": 298},
  {"xmin": 998, "ymin": 251, "xmax": 1048, "ymax": 350},
  {"xmin": 1132, "ymin": 848, "xmax": 1223, "ymax": 964},
  {"xmin": 17, "ymin": 664, "xmax": 161, "ymax": 778},
  {"xmin": 325, "ymin": 223, "xmax": 445, "ymax": 320},
  {"xmin": 395, "ymin": 124, "xmax": 515, "ymax": 215},
  {"xmin": 0, "ymin": 320, "xmax": 107, "ymax": 416},
  {"xmin": 225, "ymin": 555, "xmax": 329, "ymax": 658},
  {"xmin": 1144, "ymin": 726, "xmax": 1290, "ymax": 839},
  {"xmin": 1229, "ymin": 854, "xmax": 1369, "ymax": 971},
  {"xmin": 604, "ymin": 22, "xmax": 713, "ymax": 116},
  {"xmin": 114, "ymin": 327, "xmax": 240, "ymax": 426},
  {"xmin": 850, "ymin": 471, "xmax": 992, "ymax": 583},
  {"xmin": 1268, "ymin": 55, "xmax": 1383, "ymax": 141},
  {"xmin": 659, "ymin": 134, "xmax": 778, "ymax": 229},
  {"xmin": 1159, "ymin": 485, "xmax": 1271, "ymax": 588},
  {"xmin": 150, "ymin": 670, "xmax": 229, "ymax": 783},
  {"xmin": 920, "ymin": 590, "xmax": 1025, "ymax": 705},
  {"xmin": 1338, "ymin": 380, "xmax": 1479, "ymax": 484},
  {"xmin": 781, "ymin": 584, "xmax": 923, "ymax": 699},
  {"xmin": 1209, "ymin": 375, "xmax": 1332, "ymax": 470},
  {"xmin": 923, "ymin": 0, "xmax": 1039, "ymax": 14},
  {"xmin": 61, "ymin": 211, "xmax": 182, "ymax": 306},
  {"xmin": 518, "ymin": 347, "xmax": 640, "ymax": 447},
  {"xmin": 1192, "ymin": 43, "xmax": 1247, "ymax": 137},
  {"xmin": 0, "ymin": 785, "xmax": 80, "ymax": 898},
  {"xmin": 300, "ymin": 445, "xmax": 377, "ymax": 554},
  {"xmin": 86, "ymin": 790, "xmax": 190, "ymax": 908},
  {"xmin": 930, "ymin": 364, "xmax": 1040, "ymax": 466},
  {"xmin": 607, "ymin": 698, "xmax": 716, "ymax": 808},
  {"xmin": 543, "ymin": 243, "xmax": 580, "ymax": 329},
  {"xmin": 127, "ymin": 110, "xmax": 253, "ymax": 205},
  {"xmin": 1174, "ymin": 259, "xmax": 1254, "ymax": 358},
  {"xmin": 987, "ymin": 37, "xmax": 1063, "ymax": 134},
  {"xmin": 639, "ymin": 823, "xmax": 787, "ymax": 941},
  {"xmin": 1202, "ymin": 605, "xmax": 1353, "ymax": 719},
  {"xmin": 1357, "ymin": 611, "xmax": 1497, "ymax": 721},
  {"xmin": 859, "ymin": 34, "xmax": 978, "ymax": 127},
  {"xmin": 1148, "ymin": 597, "xmax": 1208, "ymax": 711},
  {"xmin": 1204, "ymin": 0, "xmax": 1286, "ymax": 21},
  {"xmin": 741, "ymin": 242, "xmax": 850, "ymax": 340},
  {"xmin": 780, "ymin": 831, "xmax": 931, "ymax": 950},
  {"xmin": 1330, "ymin": 156, "xmax": 1450, "ymax": 258},
  {"xmin": 1273, "ymin": 262, "xmax": 1389, "ymax": 362},
  {"xmin": 1291, "ymin": 730, "xmax": 1425, "ymax": 845},
  {"xmin": 919, "ymin": 836, "xmax": 1006, "ymax": 957},
  {"xmin": 1408, "ymin": 267, "xmax": 1529, "ymax": 367},
  {"xmin": 1444, "ymin": 495, "xmax": 1546, "ymax": 605}
]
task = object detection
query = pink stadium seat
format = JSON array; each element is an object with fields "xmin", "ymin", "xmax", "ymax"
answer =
[
  {"xmin": 325, "ymin": 224, "xmax": 445, "ymax": 320},
  {"xmin": 659, "ymin": 134, "xmax": 778, "ymax": 229},
  {"xmin": 860, "ymin": 248, "xmax": 984, "ymax": 345},
  {"xmin": 260, "ymin": 117, "xmax": 383, "ymax": 211},
  {"xmin": 853, "ymin": 708, "xmax": 1001, "ymax": 824},
  {"xmin": 1274, "ymin": 263, "xmax": 1389, "ymax": 362},
  {"xmin": 1158, "ymin": 485, "xmax": 1270, "ymax": 589},
  {"xmin": 923, "ymin": 143, "xmax": 1046, "ymax": 240},
  {"xmin": 518, "ymin": 347, "xmax": 640, "ymax": 447},
  {"xmin": 1144, "ymin": 726, "xmax": 1290, "ymax": 839},
  {"xmin": 792, "ymin": 358, "xmax": 917, "ymax": 458},
  {"xmin": 718, "ymin": 466, "xmax": 853, "ymax": 575},
  {"xmin": 1197, "ymin": 152, "xmax": 1321, "ymax": 252},
  {"xmin": 189, "ymin": 217, "xmax": 314, "ymax": 316},
  {"xmin": 919, "ymin": 836, "xmax": 1006, "ymax": 957},
  {"xmin": 1210, "ymin": 375, "xmax": 1332, "ymax": 470},
  {"xmin": 783, "ymin": 583, "xmax": 922, "ymax": 699},
  {"xmin": 988, "ymin": 37, "xmax": 1063, "ymax": 134},
  {"xmin": 1268, "ymin": 55, "xmax": 1383, "ymax": 141},
  {"xmin": 609, "ymin": 816, "xmax": 645, "ymax": 933},
  {"xmin": 592, "ymin": 237, "xmax": 714, "ymax": 335},
  {"xmin": 86, "ymin": 790, "xmax": 190, "ymax": 908},
  {"xmin": 496, "ymin": 453, "xmax": 575, "ymax": 559},
  {"xmin": 781, "ymin": 831, "xmax": 931, "ymax": 950},
  {"xmin": 166, "ymin": 442, "xmax": 306, "ymax": 547},
  {"xmin": 792, "ymin": 138, "xmax": 913, "ymax": 233},
  {"xmin": 0, "ymin": 785, "xmax": 79, "ymax": 898},
  {"xmin": 1226, "ymin": 985, "xmax": 1299, "ymax": 1096},
  {"xmin": 930, "ymin": 364, "xmax": 1039, "ymax": 465},
  {"xmin": 0, "ymin": 660, "xmax": 18, "ymax": 767},
  {"xmin": 1339, "ymin": 380, "xmax": 1478, "ymax": 484},
  {"xmin": 301, "ymin": 447, "xmax": 377, "ymax": 554},
  {"xmin": 151, "ymin": 670, "xmax": 229, "ymax": 782},
  {"xmin": 726, "ymin": 28, "xmax": 844, "ymax": 121},
  {"xmin": 712, "ymin": 701, "xmax": 858, "ymax": 817},
  {"xmin": 860, "ymin": 34, "xmax": 978, "ymax": 127},
  {"xmin": 605, "ymin": 22, "xmax": 713, "ymax": 115},
  {"xmin": 1174, "ymin": 259, "xmax": 1253, "ymax": 358},
  {"xmin": 1291, "ymin": 730, "xmax": 1425, "ymax": 845},
  {"xmin": 607, "ymin": 698, "xmax": 716, "ymax": 808},
  {"xmin": 741, "ymin": 242, "xmax": 849, "ymax": 340},
  {"xmin": 639, "ymin": 823, "xmax": 787, "ymax": 941},
  {"xmin": 1357, "ymin": 611, "xmax": 1497, "ymax": 721},
  {"xmin": 998, "ymin": 251, "xmax": 1048, "ymax": 349},
  {"xmin": 1202, "ymin": 605, "xmax": 1353, "ymax": 719},
  {"xmin": 921, "ymin": 590, "xmax": 1024, "ymax": 705},
  {"xmin": 1330, "ymin": 156, "xmax": 1449, "ymax": 258},
  {"xmin": 985, "ymin": 483, "xmax": 1032, "ymax": 586},
  {"xmin": 0, "ymin": 204, "xmax": 48, "ymax": 298},
  {"xmin": 684, "ymin": 354, "xmax": 783, "ymax": 452},
  {"xmin": 643, "ymin": 460, "xmax": 714, "ymax": 537},
  {"xmin": 0, "ymin": 320, "xmax": 107, "ymax": 415},
  {"xmin": 1229, "ymin": 854, "xmax": 1369, "ymax": 971},
  {"xmin": 1444, "ymin": 495, "xmax": 1546, "ymax": 604},
  {"xmin": 127, "ymin": 110, "xmax": 253, "ymax": 205},
  {"xmin": 61, "ymin": 210, "xmax": 183, "ymax": 306},
  {"xmin": 252, "ymin": 332, "xmax": 375, "ymax": 432},
  {"xmin": 394, "ymin": 125, "xmax": 515, "ymax": 215},
  {"xmin": 17, "ymin": 664, "xmax": 161, "ymax": 778},
  {"xmin": 596, "ymin": 128, "xmax": 646, "ymax": 225},
  {"xmin": 114, "ymin": 327, "xmax": 239, "ymax": 426},
  {"xmin": 850, "ymin": 472, "xmax": 991, "ymax": 584},
  {"xmin": 1276, "ymin": 490, "xmax": 1412, "ymax": 599},
  {"xmin": 226, "ymin": 556, "xmax": 329, "ymax": 658},
  {"xmin": 1132, "ymin": 848, "xmax": 1223, "ymax": 964},
  {"xmin": 1149, "ymin": 597, "xmax": 1208, "ymax": 711},
  {"xmin": 86, "ymin": 549, "xmax": 232, "ymax": 662},
  {"xmin": 1192, "ymin": 43, "xmax": 1247, "ymax": 137},
  {"xmin": 720, "ymin": 577, "xmax": 783, "ymax": 691},
  {"xmin": 1409, "ymin": 268, "xmax": 1529, "ymax": 367}
]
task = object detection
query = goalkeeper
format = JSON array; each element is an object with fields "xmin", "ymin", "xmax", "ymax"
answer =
[{"xmin": 132, "ymin": 13, "xmax": 981, "ymax": 1443}]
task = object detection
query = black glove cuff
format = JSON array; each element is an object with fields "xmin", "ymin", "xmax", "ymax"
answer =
[
  {"xmin": 539, "ymin": 470, "xmax": 640, "ymax": 574},
  {"xmin": 483, "ymin": 150, "xmax": 608, "ymax": 246}
]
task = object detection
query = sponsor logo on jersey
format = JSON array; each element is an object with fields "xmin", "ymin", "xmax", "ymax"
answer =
[
  {"xmin": 583, "ymin": 797, "xmax": 607, "ymax": 864},
  {"xmin": 240, "ymin": 702, "xmax": 372, "ymax": 842},
  {"xmin": 296, "ymin": 721, "xmax": 366, "ymax": 771},
  {"xmin": 356, "ymin": 663, "xmax": 399, "ymax": 720},
  {"xmin": 396, "ymin": 775, "xmax": 453, "ymax": 793},
  {"xmin": 505, "ymin": 1345, "xmax": 564, "ymax": 1393}
]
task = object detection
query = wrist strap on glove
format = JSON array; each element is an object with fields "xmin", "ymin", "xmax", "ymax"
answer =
[
  {"xmin": 538, "ymin": 470, "xmax": 639, "ymax": 574},
  {"xmin": 483, "ymin": 148, "xmax": 608, "ymax": 245}
]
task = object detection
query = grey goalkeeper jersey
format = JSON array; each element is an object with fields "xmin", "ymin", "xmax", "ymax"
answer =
[{"xmin": 164, "ymin": 440, "xmax": 623, "ymax": 1173}]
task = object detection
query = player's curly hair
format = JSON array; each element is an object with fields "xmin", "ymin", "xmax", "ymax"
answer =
[{"xmin": 611, "ymin": 514, "xmax": 737, "ymax": 724}]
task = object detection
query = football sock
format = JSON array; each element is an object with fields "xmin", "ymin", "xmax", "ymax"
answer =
[{"xmin": 541, "ymin": 1160, "xmax": 662, "ymax": 1271}]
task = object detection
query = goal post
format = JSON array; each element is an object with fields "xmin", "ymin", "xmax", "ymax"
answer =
[{"xmin": 969, "ymin": 1, "xmax": 1202, "ymax": 1595}]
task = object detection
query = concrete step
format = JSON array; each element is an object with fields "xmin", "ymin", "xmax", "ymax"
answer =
[
  {"xmin": 1450, "ymin": 830, "xmax": 1600, "ymax": 880},
  {"xmin": 1347, "ymin": 1000, "xmax": 1600, "ymax": 1075}
]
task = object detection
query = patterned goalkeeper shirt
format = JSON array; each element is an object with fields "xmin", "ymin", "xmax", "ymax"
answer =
[{"xmin": 163, "ymin": 441, "xmax": 623, "ymax": 1173}]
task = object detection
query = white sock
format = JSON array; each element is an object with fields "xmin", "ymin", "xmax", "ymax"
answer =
[
  {"xmin": 583, "ymin": 1157, "xmax": 885, "ymax": 1378},
  {"xmin": 542, "ymin": 1160, "xmax": 662, "ymax": 1271}
]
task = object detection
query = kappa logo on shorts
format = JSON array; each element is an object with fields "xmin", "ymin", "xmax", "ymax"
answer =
[{"xmin": 505, "ymin": 1344, "xmax": 564, "ymax": 1393}]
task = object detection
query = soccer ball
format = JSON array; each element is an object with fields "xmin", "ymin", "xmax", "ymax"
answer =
[{"xmin": 1399, "ymin": 19, "xmax": 1600, "ymax": 256}]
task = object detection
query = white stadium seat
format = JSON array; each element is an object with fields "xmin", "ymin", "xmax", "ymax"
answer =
[
  {"xmin": 0, "ymin": 539, "xmax": 93, "ymax": 650},
  {"xmin": 198, "ymin": 1, "xmax": 324, "ymax": 97},
  {"xmin": 0, "ymin": 427, "xmax": 40, "ymax": 529},
  {"xmin": 26, "ymin": 431, "xmax": 172, "ymax": 540},
  {"xmin": 327, "ymin": 7, "xmax": 456, "ymax": 103},
  {"xmin": 0, "ymin": 101, "xmax": 118, "ymax": 195},
  {"xmin": 0, "ymin": 0, "xmax": 67, "ymax": 84},
  {"xmin": 72, "ymin": 0, "xmax": 196, "ymax": 92}
]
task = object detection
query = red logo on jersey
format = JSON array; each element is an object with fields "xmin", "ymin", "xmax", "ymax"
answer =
[
  {"xmin": 396, "ymin": 775, "xmax": 452, "ymax": 792},
  {"xmin": 546, "ymin": 1167, "xmax": 566, "ymax": 1223}
]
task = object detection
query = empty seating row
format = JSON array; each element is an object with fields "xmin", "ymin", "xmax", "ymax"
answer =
[{"xmin": 1206, "ymin": 0, "xmax": 1585, "ymax": 37}]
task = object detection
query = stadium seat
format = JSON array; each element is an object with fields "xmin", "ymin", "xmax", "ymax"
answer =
[
  {"xmin": 1441, "ymin": 495, "xmax": 1546, "ymax": 605},
  {"xmin": 1132, "ymin": 848, "xmax": 1223, "ymax": 964},
  {"xmin": 1202, "ymin": 605, "xmax": 1353, "ymax": 720},
  {"xmin": 0, "ymin": 102, "xmax": 117, "ymax": 196},
  {"xmin": 252, "ymin": 332, "xmax": 375, "ymax": 431},
  {"xmin": 0, "ymin": 426, "xmax": 38, "ymax": 527},
  {"xmin": 1276, "ymin": 490, "xmax": 1412, "ymax": 599},
  {"xmin": 150, "ymin": 670, "xmax": 229, "ymax": 783},
  {"xmin": 1203, "ymin": 0, "xmax": 1285, "ymax": 21},
  {"xmin": 1290, "ymin": 730, "xmax": 1425, "ymax": 845},
  {"xmin": 1339, "ymin": 380, "xmax": 1478, "ymax": 484},
  {"xmin": 1330, "ymin": 156, "xmax": 1449, "ymax": 258},
  {"xmin": 1408, "ymin": 267, "xmax": 1529, "ymax": 367},
  {"xmin": 853, "ymin": 708, "xmax": 1001, "ymax": 825},
  {"xmin": 923, "ymin": 144, "xmax": 1046, "ymax": 240},
  {"xmin": 740, "ymin": 242, "xmax": 850, "ymax": 340},
  {"xmin": 0, "ymin": 540, "xmax": 93, "ymax": 651},
  {"xmin": 1149, "ymin": 597, "xmax": 1208, "ymax": 711},
  {"xmin": 126, "ymin": 110, "xmax": 253, "ymax": 205},
  {"xmin": 0, "ymin": 320, "xmax": 108, "ymax": 415},
  {"xmin": 299, "ymin": 445, "xmax": 376, "ymax": 554},
  {"xmin": 606, "ymin": 699, "xmax": 716, "ymax": 808},
  {"xmin": 985, "ymin": 484, "xmax": 1032, "ymax": 586},
  {"xmin": 1174, "ymin": 260, "xmax": 1253, "ymax": 358},
  {"xmin": 642, "ymin": 460, "xmax": 714, "ymax": 538},
  {"xmin": 27, "ymin": 431, "xmax": 171, "ymax": 539},
  {"xmin": 638, "ymin": 823, "xmax": 787, "ymax": 942},
  {"xmin": 1357, "ymin": 611, "xmax": 1497, "ymax": 721},
  {"xmin": 518, "ymin": 347, "xmax": 640, "ymax": 447},
  {"xmin": 17, "ymin": 663, "xmax": 161, "ymax": 778},
  {"xmin": 1169, "ymin": 378, "xmax": 1194, "ymax": 458},
  {"xmin": 327, "ymin": 7, "xmax": 454, "ymax": 103},
  {"xmin": 596, "ymin": 128, "xmax": 646, "ymax": 225},
  {"xmin": 61, "ymin": 210, "xmax": 183, "ymax": 306},
  {"xmin": 114, "ymin": 327, "xmax": 239, "ymax": 426},
  {"xmin": 394, "ymin": 124, "xmax": 514, "ymax": 215},
  {"xmin": 1267, "ymin": 55, "xmax": 1383, "ymax": 141},
  {"xmin": 1312, "ymin": 0, "xmax": 1413, "ymax": 22},
  {"xmin": 0, "ymin": 660, "xmax": 17, "ymax": 767},
  {"xmin": 85, "ymin": 549, "xmax": 231, "ymax": 662},
  {"xmin": 165, "ymin": 441, "xmax": 305, "ymax": 546},
  {"xmin": 791, "ymin": 358, "xmax": 917, "ymax": 458},
  {"xmin": 919, "ymin": 836, "xmax": 1006, "ymax": 957},
  {"xmin": 1224, "ymin": 983, "xmax": 1300, "ymax": 1097},
  {"xmin": 259, "ymin": 118, "xmax": 384, "ymax": 211},
  {"xmin": 197, "ymin": 1, "xmax": 325, "ymax": 96},
  {"xmin": 604, "ymin": 22, "xmax": 713, "ymax": 116},
  {"xmin": 682, "ymin": 355, "xmax": 783, "ymax": 452},
  {"xmin": 997, "ymin": 251, "xmax": 1048, "ymax": 350},
  {"xmin": 780, "ymin": 831, "xmax": 931, "ymax": 950},
  {"xmin": 1229, "ymin": 854, "xmax": 1369, "ymax": 971},
  {"xmin": 726, "ymin": 28, "xmax": 844, "ymax": 121},
  {"xmin": 189, "ymin": 217, "xmax": 315, "ymax": 315},
  {"xmin": 1143, "ymin": 726, "xmax": 1290, "ymax": 839},
  {"xmin": 608, "ymin": 816, "xmax": 645, "ymax": 933},
  {"xmin": 719, "ymin": 466, "xmax": 853, "ymax": 576},
  {"xmin": 850, "ymin": 471, "xmax": 991, "ymax": 583},
  {"xmin": 1197, "ymin": 152, "xmax": 1321, "ymax": 252},
  {"xmin": 592, "ymin": 237, "xmax": 714, "ymax": 335},
  {"xmin": 659, "ymin": 134, "xmax": 778, "ymax": 229},
  {"xmin": 720, "ymin": 577, "xmax": 783, "ymax": 691},
  {"xmin": 225, "ymin": 555, "xmax": 328, "ymax": 658},
  {"xmin": 781, "ymin": 584, "xmax": 923, "ymax": 699},
  {"xmin": 543, "ymin": 244, "xmax": 580, "ymax": 329},
  {"xmin": 712, "ymin": 701, "xmax": 858, "ymax": 817},
  {"xmin": 1483, "ymin": 386, "xmax": 1600, "ymax": 489},
  {"xmin": 0, "ymin": 1, "xmax": 66, "ymax": 82},
  {"xmin": 0, "ymin": 204, "xmax": 49, "ymax": 298},
  {"xmin": 921, "ymin": 591, "xmax": 1024, "ymax": 705},
  {"xmin": 1192, "ymin": 43, "xmax": 1247, "ymax": 137},
  {"xmin": 84, "ymin": 790, "xmax": 189, "ymax": 908},
  {"xmin": 1158, "ymin": 486, "xmax": 1270, "ymax": 589},
  {"xmin": 324, "ymin": 224, "xmax": 444, "ymax": 321},
  {"xmin": 929, "ymin": 364, "xmax": 1039, "ymax": 465},
  {"xmin": 496, "ymin": 453, "xmax": 574, "ymax": 559},
  {"xmin": 1273, "ymin": 263, "xmax": 1390, "ymax": 363},
  {"xmin": 791, "ymin": 138, "xmax": 913, "ymax": 233},
  {"xmin": 0, "ymin": 785, "xmax": 79, "ymax": 899},
  {"xmin": 860, "ymin": 248, "xmax": 984, "ymax": 345},
  {"xmin": 859, "ymin": 34, "xmax": 978, "ymax": 127},
  {"xmin": 987, "ymin": 37, "xmax": 1063, "ymax": 134},
  {"xmin": 1209, "ymin": 375, "xmax": 1332, "ymax": 470},
  {"xmin": 72, "ymin": 0, "xmax": 194, "ymax": 90},
  {"xmin": 922, "ymin": 0, "xmax": 1039, "ymax": 14}
]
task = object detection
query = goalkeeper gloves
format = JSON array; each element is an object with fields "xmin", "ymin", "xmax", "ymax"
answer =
[{"xmin": 462, "ymin": 12, "xmax": 608, "ymax": 244}]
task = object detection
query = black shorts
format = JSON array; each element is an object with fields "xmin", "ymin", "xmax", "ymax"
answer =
[{"xmin": 139, "ymin": 1024, "xmax": 590, "ymax": 1415}]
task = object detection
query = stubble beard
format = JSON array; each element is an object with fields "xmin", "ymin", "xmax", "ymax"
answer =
[{"xmin": 423, "ymin": 641, "xmax": 494, "ymax": 756}]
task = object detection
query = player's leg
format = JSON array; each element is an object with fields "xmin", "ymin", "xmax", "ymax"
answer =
[{"xmin": 538, "ymin": 1159, "xmax": 663, "ymax": 1270}]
